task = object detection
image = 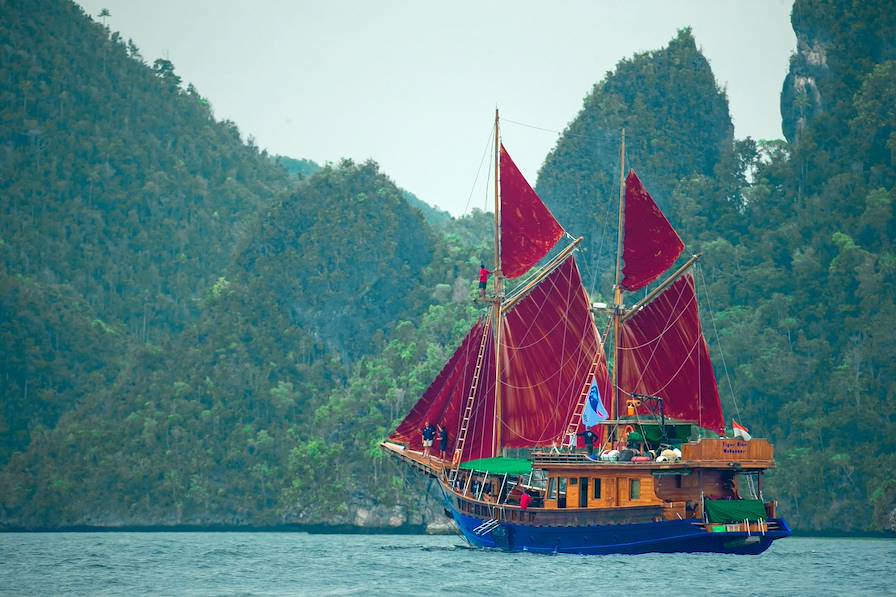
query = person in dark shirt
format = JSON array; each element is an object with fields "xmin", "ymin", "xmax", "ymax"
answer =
[
  {"xmin": 438, "ymin": 425, "xmax": 449, "ymax": 460},
  {"xmin": 577, "ymin": 428, "xmax": 597, "ymax": 457},
  {"xmin": 421, "ymin": 422, "xmax": 436, "ymax": 458},
  {"xmin": 478, "ymin": 263, "xmax": 491, "ymax": 299}
]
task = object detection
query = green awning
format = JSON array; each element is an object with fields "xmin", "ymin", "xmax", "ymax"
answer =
[
  {"xmin": 459, "ymin": 457, "xmax": 532, "ymax": 476},
  {"xmin": 704, "ymin": 499, "xmax": 768, "ymax": 523}
]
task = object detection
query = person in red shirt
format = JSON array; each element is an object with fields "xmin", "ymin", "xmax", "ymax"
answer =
[
  {"xmin": 478, "ymin": 263, "xmax": 491, "ymax": 299},
  {"xmin": 520, "ymin": 491, "xmax": 532, "ymax": 510}
]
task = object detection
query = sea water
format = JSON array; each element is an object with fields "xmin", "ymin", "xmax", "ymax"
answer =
[{"xmin": 0, "ymin": 532, "xmax": 892, "ymax": 596}]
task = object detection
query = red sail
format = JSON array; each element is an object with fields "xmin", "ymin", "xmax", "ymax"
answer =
[
  {"xmin": 617, "ymin": 273, "xmax": 724, "ymax": 435},
  {"xmin": 500, "ymin": 144, "xmax": 565, "ymax": 279},
  {"xmin": 464, "ymin": 257, "xmax": 609, "ymax": 456},
  {"xmin": 621, "ymin": 171, "xmax": 684, "ymax": 292},
  {"xmin": 390, "ymin": 257, "xmax": 609, "ymax": 462},
  {"xmin": 389, "ymin": 320, "xmax": 487, "ymax": 454}
]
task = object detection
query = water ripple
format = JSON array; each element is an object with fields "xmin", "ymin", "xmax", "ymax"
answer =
[{"xmin": 0, "ymin": 533, "xmax": 891, "ymax": 596}]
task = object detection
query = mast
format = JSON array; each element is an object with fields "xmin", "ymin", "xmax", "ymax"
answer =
[
  {"xmin": 611, "ymin": 129, "xmax": 625, "ymax": 444},
  {"xmin": 493, "ymin": 108, "xmax": 504, "ymax": 456}
]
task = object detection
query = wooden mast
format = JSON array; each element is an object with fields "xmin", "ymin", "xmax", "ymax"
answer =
[
  {"xmin": 493, "ymin": 108, "xmax": 504, "ymax": 457},
  {"xmin": 611, "ymin": 129, "xmax": 626, "ymax": 444}
]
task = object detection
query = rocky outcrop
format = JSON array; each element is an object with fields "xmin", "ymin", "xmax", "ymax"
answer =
[
  {"xmin": 781, "ymin": 0, "xmax": 896, "ymax": 144},
  {"xmin": 781, "ymin": 32, "xmax": 829, "ymax": 143}
]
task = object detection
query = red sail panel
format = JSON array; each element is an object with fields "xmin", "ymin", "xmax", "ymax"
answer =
[
  {"xmin": 496, "ymin": 257, "xmax": 609, "ymax": 449},
  {"xmin": 389, "ymin": 320, "xmax": 486, "ymax": 454},
  {"xmin": 500, "ymin": 144, "xmax": 565, "ymax": 279},
  {"xmin": 621, "ymin": 171, "xmax": 684, "ymax": 292},
  {"xmin": 617, "ymin": 273, "xmax": 724, "ymax": 435}
]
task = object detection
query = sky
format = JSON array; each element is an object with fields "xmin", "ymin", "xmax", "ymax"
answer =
[{"xmin": 78, "ymin": 0, "xmax": 796, "ymax": 216}]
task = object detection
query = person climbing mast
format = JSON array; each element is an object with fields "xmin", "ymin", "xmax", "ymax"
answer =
[{"xmin": 478, "ymin": 263, "xmax": 491, "ymax": 300}]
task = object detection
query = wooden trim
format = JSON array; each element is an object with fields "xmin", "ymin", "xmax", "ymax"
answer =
[{"xmin": 680, "ymin": 438, "xmax": 774, "ymax": 463}]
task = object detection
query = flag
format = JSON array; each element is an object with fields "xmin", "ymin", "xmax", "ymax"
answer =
[
  {"xmin": 732, "ymin": 420, "xmax": 752, "ymax": 441},
  {"xmin": 582, "ymin": 377, "xmax": 608, "ymax": 428}
]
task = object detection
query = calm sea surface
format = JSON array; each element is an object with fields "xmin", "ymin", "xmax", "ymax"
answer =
[{"xmin": 0, "ymin": 532, "xmax": 892, "ymax": 596}]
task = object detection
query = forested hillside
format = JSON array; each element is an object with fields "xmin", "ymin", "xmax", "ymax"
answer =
[
  {"xmin": 0, "ymin": 0, "xmax": 460, "ymax": 527},
  {"xmin": 0, "ymin": 0, "xmax": 290, "ymax": 339},
  {"xmin": 535, "ymin": 4, "xmax": 894, "ymax": 531},
  {"xmin": 1, "ymin": 160, "xmax": 447, "ymax": 526},
  {"xmin": 1, "ymin": 0, "xmax": 893, "ymax": 532},
  {"xmin": 536, "ymin": 28, "xmax": 735, "ymax": 292}
]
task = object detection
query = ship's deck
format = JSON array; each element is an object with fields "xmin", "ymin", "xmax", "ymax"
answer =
[
  {"xmin": 380, "ymin": 441, "xmax": 445, "ymax": 477},
  {"xmin": 380, "ymin": 439, "xmax": 775, "ymax": 476}
]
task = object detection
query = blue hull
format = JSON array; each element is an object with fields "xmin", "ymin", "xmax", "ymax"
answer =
[{"xmin": 445, "ymin": 497, "xmax": 791, "ymax": 555}]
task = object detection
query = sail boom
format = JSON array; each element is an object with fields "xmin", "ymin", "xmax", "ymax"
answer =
[
  {"xmin": 501, "ymin": 237, "xmax": 582, "ymax": 315},
  {"xmin": 621, "ymin": 253, "xmax": 702, "ymax": 323}
]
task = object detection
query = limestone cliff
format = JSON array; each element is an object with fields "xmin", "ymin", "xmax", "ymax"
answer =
[
  {"xmin": 780, "ymin": 26, "xmax": 829, "ymax": 143},
  {"xmin": 781, "ymin": 0, "xmax": 896, "ymax": 144}
]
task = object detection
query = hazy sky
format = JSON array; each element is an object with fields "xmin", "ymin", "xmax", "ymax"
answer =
[{"xmin": 78, "ymin": 1, "xmax": 796, "ymax": 216}]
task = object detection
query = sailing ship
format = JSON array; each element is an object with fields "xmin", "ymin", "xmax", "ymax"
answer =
[{"xmin": 381, "ymin": 111, "xmax": 791, "ymax": 554}]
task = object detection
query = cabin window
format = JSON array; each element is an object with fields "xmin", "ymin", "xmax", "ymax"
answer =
[
  {"xmin": 548, "ymin": 477, "xmax": 557, "ymax": 500},
  {"xmin": 570, "ymin": 478, "xmax": 577, "ymax": 485},
  {"xmin": 676, "ymin": 475, "xmax": 683, "ymax": 489},
  {"xmin": 558, "ymin": 478, "xmax": 568, "ymax": 509},
  {"xmin": 630, "ymin": 479, "xmax": 641, "ymax": 500},
  {"xmin": 593, "ymin": 478, "xmax": 602, "ymax": 499}
]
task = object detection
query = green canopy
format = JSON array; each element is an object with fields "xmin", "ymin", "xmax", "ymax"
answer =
[
  {"xmin": 459, "ymin": 457, "xmax": 532, "ymax": 476},
  {"xmin": 704, "ymin": 499, "xmax": 768, "ymax": 523}
]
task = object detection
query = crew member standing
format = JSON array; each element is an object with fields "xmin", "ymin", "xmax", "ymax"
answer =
[
  {"xmin": 478, "ymin": 263, "xmax": 491, "ymax": 299},
  {"xmin": 421, "ymin": 422, "xmax": 436, "ymax": 459},
  {"xmin": 438, "ymin": 425, "xmax": 449, "ymax": 460}
]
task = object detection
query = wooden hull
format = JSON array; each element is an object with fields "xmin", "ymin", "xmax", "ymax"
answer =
[
  {"xmin": 379, "ymin": 441, "xmax": 791, "ymax": 555},
  {"xmin": 440, "ymin": 481, "xmax": 791, "ymax": 555}
]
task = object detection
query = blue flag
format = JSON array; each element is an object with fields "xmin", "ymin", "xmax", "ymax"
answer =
[{"xmin": 582, "ymin": 377, "xmax": 608, "ymax": 428}]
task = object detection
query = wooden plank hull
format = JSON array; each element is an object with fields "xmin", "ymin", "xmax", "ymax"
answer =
[{"xmin": 440, "ymin": 480, "xmax": 791, "ymax": 555}]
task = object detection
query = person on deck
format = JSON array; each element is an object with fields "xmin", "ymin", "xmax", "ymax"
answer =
[
  {"xmin": 438, "ymin": 425, "xmax": 449, "ymax": 460},
  {"xmin": 421, "ymin": 422, "xmax": 436, "ymax": 459},
  {"xmin": 478, "ymin": 263, "xmax": 491, "ymax": 299},
  {"xmin": 520, "ymin": 491, "xmax": 532, "ymax": 510},
  {"xmin": 577, "ymin": 428, "xmax": 597, "ymax": 457}
]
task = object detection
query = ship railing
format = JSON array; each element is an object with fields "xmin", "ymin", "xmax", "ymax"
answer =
[
  {"xmin": 697, "ymin": 519, "xmax": 782, "ymax": 534},
  {"xmin": 531, "ymin": 450, "xmax": 682, "ymax": 465}
]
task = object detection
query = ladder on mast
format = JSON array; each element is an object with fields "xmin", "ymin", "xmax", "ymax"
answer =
[
  {"xmin": 562, "ymin": 359, "xmax": 601, "ymax": 450},
  {"xmin": 449, "ymin": 316, "xmax": 492, "ymax": 485}
]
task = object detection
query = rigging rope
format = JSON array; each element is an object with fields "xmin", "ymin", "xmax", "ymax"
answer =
[
  {"xmin": 697, "ymin": 264, "xmax": 743, "ymax": 423},
  {"xmin": 462, "ymin": 124, "xmax": 495, "ymax": 216}
]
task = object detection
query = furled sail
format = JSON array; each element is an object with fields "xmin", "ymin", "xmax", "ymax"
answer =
[
  {"xmin": 463, "ymin": 257, "xmax": 610, "ymax": 459},
  {"xmin": 620, "ymin": 171, "xmax": 684, "ymax": 292},
  {"xmin": 388, "ymin": 320, "xmax": 488, "ymax": 454},
  {"xmin": 499, "ymin": 144, "xmax": 565, "ymax": 279},
  {"xmin": 617, "ymin": 273, "xmax": 724, "ymax": 435}
]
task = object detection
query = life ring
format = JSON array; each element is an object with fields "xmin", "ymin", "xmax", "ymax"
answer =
[{"xmin": 452, "ymin": 450, "xmax": 461, "ymax": 467}]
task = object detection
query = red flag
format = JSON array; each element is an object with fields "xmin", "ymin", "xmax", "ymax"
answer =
[
  {"xmin": 500, "ymin": 145, "xmax": 565, "ymax": 279},
  {"xmin": 621, "ymin": 171, "xmax": 684, "ymax": 292}
]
